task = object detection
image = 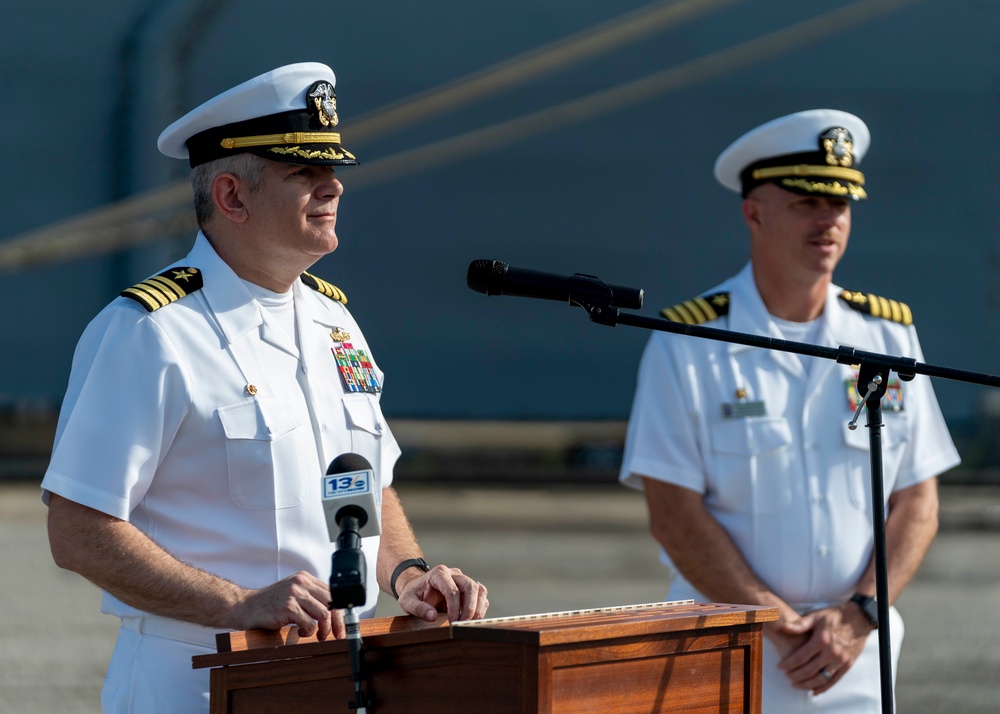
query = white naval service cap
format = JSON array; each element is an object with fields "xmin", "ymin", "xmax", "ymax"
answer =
[
  {"xmin": 714, "ymin": 109, "xmax": 870, "ymax": 201},
  {"xmin": 157, "ymin": 62, "xmax": 358, "ymax": 168}
]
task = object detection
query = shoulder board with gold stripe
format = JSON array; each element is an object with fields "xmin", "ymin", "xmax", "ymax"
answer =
[
  {"xmin": 839, "ymin": 290, "xmax": 913, "ymax": 326},
  {"xmin": 660, "ymin": 292, "xmax": 730, "ymax": 324},
  {"xmin": 120, "ymin": 267, "xmax": 203, "ymax": 312},
  {"xmin": 301, "ymin": 272, "xmax": 348, "ymax": 304}
]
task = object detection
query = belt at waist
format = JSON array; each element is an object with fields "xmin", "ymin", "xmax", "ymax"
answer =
[{"xmin": 120, "ymin": 616, "xmax": 228, "ymax": 650}]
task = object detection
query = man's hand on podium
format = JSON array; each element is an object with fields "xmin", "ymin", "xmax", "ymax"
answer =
[{"xmin": 396, "ymin": 565, "xmax": 490, "ymax": 623}]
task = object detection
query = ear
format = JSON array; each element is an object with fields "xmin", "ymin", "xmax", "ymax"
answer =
[
  {"xmin": 741, "ymin": 196, "xmax": 762, "ymax": 230},
  {"xmin": 211, "ymin": 173, "xmax": 249, "ymax": 224}
]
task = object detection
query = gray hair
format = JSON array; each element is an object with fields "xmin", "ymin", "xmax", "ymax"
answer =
[{"xmin": 191, "ymin": 153, "xmax": 268, "ymax": 227}]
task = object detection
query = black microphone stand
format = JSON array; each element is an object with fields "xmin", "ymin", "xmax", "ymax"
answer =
[
  {"xmin": 330, "ymin": 514, "xmax": 372, "ymax": 713},
  {"xmin": 561, "ymin": 278, "xmax": 1000, "ymax": 714}
]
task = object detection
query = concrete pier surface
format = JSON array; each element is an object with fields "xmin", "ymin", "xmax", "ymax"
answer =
[{"xmin": 2, "ymin": 481, "xmax": 999, "ymax": 713}]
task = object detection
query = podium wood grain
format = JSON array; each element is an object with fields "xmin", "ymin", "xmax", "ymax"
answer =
[{"xmin": 193, "ymin": 601, "xmax": 777, "ymax": 713}]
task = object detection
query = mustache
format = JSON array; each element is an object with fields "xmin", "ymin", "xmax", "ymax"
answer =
[{"xmin": 808, "ymin": 229, "xmax": 839, "ymax": 241}]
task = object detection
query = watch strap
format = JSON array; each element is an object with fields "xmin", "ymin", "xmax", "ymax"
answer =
[
  {"xmin": 390, "ymin": 557, "xmax": 430, "ymax": 599},
  {"xmin": 849, "ymin": 593, "xmax": 879, "ymax": 627}
]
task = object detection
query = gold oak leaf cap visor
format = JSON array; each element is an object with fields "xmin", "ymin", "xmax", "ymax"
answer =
[
  {"xmin": 713, "ymin": 108, "xmax": 870, "ymax": 201},
  {"xmin": 157, "ymin": 62, "xmax": 358, "ymax": 168}
]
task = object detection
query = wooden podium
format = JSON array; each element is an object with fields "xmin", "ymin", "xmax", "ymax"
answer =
[{"xmin": 193, "ymin": 601, "xmax": 777, "ymax": 713}]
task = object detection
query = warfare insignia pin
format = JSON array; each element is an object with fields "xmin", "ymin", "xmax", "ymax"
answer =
[
  {"xmin": 330, "ymin": 328, "xmax": 351, "ymax": 343},
  {"xmin": 722, "ymin": 384, "xmax": 764, "ymax": 417},
  {"xmin": 821, "ymin": 127, "xmax": 854, "ymax": 168},
  {"xmin": 307, "ymin": 81, "xmax": 338, "ymax": 127}
]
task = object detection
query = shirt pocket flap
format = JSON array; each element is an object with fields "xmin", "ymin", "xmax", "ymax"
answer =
[
  {"xmin": 218, "ymin": 399, "xmax": 299, "ymax": 441},
  {"xmin": 709, "ymin": 417, "xmax": 792, "ymax": 457},
  {"xmin": 342, "ymin": 394, "xmax": 383, "ymax": 436}
]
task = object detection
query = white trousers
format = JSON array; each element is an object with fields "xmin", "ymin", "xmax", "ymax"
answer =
[
  {"xmin": 760, "ymin": 605, "xmax": 904, "ymax": 713},
  {"xmin": 102, "ymin": 617, "xmax": 219, "ymax": 714},
  {"xmin": 667, "ymin": 577, "xmax": 906, "ymax": 713}
]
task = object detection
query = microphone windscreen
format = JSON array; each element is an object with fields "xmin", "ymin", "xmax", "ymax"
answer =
[
  {"xmin": 327, "ymin": 453, "xmax": 372, "ymax": 476},
  {"xmin": 467, "ymin": 259, "xmax": 506, "ymax": 294}
]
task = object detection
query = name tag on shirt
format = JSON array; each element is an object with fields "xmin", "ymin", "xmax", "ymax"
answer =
[{"xmin": 721, "ymin": 401, "xmax": 766, "ymax": 418}]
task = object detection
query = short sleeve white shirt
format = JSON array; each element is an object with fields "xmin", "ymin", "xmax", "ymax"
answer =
[
  {"xmin": 42, "ymin": 232, "xmax": 400, "ymax": 620},
  {"xmin": 619, "ymin": 263, "xmax": 960, "ymax": 608}
]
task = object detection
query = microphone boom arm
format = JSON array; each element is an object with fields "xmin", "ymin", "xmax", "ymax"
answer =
[{"xmin": 508, "ymin": 280, "xmax": 1000, "ymax": 714}]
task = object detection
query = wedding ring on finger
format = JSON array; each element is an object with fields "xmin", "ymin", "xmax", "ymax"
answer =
[{"xmin": 820, "ymin": 668, "xmax": 834, "ymax": 681}]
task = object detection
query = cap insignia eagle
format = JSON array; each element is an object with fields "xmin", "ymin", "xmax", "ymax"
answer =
[
  {"xmin": 821, "ymin": 127, "xmax": 854, "ymax": 168},
  {"xmin": 307, "ymin": 81, "xmax": 339, "ymax": 127}
]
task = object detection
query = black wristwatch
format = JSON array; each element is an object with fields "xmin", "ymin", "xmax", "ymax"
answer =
[
  {"xmin": 390, "ymin": 557, "xmax": 430, "ymax": 599},
  {"xmin": 849, "ymin": 593, "xmax": 879, "ymax": 628}
]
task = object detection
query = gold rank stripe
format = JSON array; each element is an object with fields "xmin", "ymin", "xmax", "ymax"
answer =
[
  {"xmin": 867, "ymin": 292, "xmax": 912, "ymax": 325},
  {"xmin": 220, "ymin": 132, "xmax": 342, "ymax": 149},
  {"xmin": 839, "ymin": 290, "xmax": 913, "ymax": 326},
  {"xmin": 752, "ymin": 164, "xmax": 865, "ymax": 185},
  {"xmin": 300, "ymin": 272, "xmax": 348, "ymax": 304},
  {"xmin": 120, "ymin": 268, "xmax": 203, "ymax": 312},
  {"xmin": 660, "ymin": 293, "xmax": 729, "ymax": 325}
]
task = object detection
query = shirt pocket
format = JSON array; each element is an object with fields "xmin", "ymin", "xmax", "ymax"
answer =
[
  {"xmin": 339, "ymin": 394, "xmax": 388, "ymax": 480},
  {"xmin": 218, "ymin": 399, "xmax": 305, "ymax": 510},
  {"xmin": 342, "ymin": 393, "xmax": 385, "ymax": 436},
  {"xmin": 708, "ymin": 417, "xmax": 794, "ymax": 514},
  {"xmin": 841, "ymin": 412, "xmax": 912, "ymax": 509}
]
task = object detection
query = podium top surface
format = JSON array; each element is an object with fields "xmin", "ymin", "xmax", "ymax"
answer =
[{"xmin": 193, "ymin": 601, "xmax": 777, "ymax": 670}]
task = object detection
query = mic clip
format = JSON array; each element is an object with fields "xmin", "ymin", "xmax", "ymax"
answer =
[{"xmin": 567, "ymin": 274, "xmax": 619, "ymax": 326}]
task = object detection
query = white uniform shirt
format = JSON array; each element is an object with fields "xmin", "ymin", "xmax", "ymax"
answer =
[
  {"xmin": 620, "ymin": 263, "xmax": 959, "ymax": 609},
  {"xmin": 43, "ymin": 232, "xmax": 400, "ymax": 621}
]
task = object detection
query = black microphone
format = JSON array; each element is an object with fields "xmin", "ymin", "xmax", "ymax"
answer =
[
  {"xmin": 466, "ymin": 259, "xmax": 643, "ymax": 310},
  {"xmin": 324, "ymin": 455, "xmax": 375, "ymax": 711},
  {"xmin": 323, "ymin": 453, "xmax": 379, "ymax": 610}
]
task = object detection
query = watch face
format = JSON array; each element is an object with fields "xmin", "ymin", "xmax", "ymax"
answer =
[
  {"xmin": 865, "ymin": 600, "xmax": 879, "ymax": 625},
  {"xmin": 854, "ymin": 595, "xmax": 879, "ymax": 627}
]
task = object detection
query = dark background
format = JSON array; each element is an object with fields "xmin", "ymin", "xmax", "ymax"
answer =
[{"xmin": 2, "ymin": 0, "xmax": 997, "ymax": 433}]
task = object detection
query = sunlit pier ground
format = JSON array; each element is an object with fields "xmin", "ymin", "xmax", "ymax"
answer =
[{"xmin": 2, "ymin": 473, "xmax": 1000, "ymax": 713}]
